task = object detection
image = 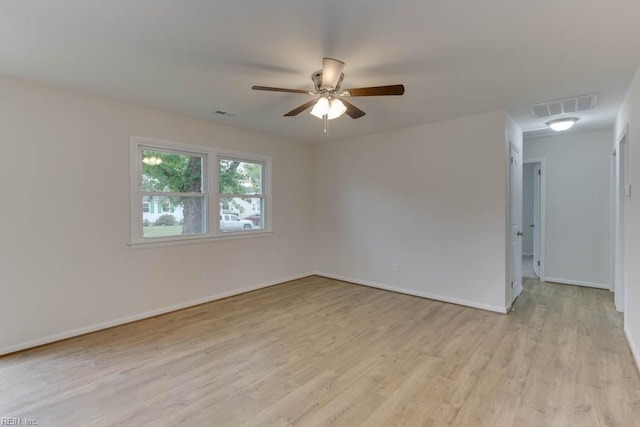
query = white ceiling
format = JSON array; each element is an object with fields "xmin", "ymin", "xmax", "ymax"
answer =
[{"xmin": 2, "ymin": 1, "xmax": 640, "ymax": 143}]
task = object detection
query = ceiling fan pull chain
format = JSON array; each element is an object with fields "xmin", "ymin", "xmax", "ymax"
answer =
[{"xmin": 323, "ymin": 114, "xmax": 328, "ymax": 134}]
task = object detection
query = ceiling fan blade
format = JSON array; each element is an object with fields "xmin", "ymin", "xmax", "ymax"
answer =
[
  {"xmin": 340, "ymin": 99, "xmax": 366, "ymax": 119},
  {"xmin": 343, "ymin": 84, "xmax": 405, "ymax": 97},
  {"xmin": 322, "ymin": 58, "xmax": 345, "ymax": 89},
  {"xmin": 252, "ymin": 85, "xmax": 312, "ymax": 95},
  {"xmin": 284, "ymin": 99, "xmax": 318, "ymax": 116}
]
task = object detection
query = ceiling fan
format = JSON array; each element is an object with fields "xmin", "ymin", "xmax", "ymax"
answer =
[{"xmin": 251, "ymin": 58, "xmax": 404, "ymax": 133}]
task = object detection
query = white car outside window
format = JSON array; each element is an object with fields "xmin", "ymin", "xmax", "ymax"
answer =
[{"xmin": 220, "ymin": 214, "xmax": 253, "ymax": 232}]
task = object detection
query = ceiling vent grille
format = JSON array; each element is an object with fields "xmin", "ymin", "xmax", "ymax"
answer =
[{"xmin": 530, "ymin": 94, "xmax": 597, "ymax": 119}]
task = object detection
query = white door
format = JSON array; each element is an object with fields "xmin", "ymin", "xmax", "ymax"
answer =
[
  {"xmin": 510, "ymin": 144, "xmax": 523, "ymax": 302},
  {"xmin": 532, "ymin": 163, "xmax": 541, "ymax": 278}
]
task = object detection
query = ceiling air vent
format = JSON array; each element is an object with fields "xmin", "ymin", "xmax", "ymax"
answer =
[{"xmin": 530, "ymin": 94, "xmax": 597, "ymax": 119}]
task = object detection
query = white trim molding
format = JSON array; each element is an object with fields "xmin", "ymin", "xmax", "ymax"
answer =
[
  {"xmin": 0, "ymin": 273, "xmax": 313, "ymax": 357},
  {"xmin": 625, "ymin": 326, "xmax": 640, "ymax": 375},
  {"xmin": 545, "ymin": 277, "xmax": 610, "ymax": 289},
  {"xmin": 314, "ymin": 272, "xmax": 508, "ymax": 314}
]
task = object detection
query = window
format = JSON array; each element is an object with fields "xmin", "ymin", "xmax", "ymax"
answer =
[
  {"xmin": 218, "ymin": 156, "xmax": 266, "ymax": 232},
  {"xmin": 130, "ymin": 136, "xmax": 270, "ymax": 246}
]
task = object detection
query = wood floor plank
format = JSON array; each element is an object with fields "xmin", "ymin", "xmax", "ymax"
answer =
[{"xmin": 1, "ymin": 276, "xmax": 639, "ymax": 426}]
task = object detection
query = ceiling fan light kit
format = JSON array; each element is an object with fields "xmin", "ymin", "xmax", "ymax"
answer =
[
  {"xmin": 252, "ymin": 57, "xmax": 405, "ymax": 134},
  {"xmin": 310, "ymin": 97, "xmax": 347, "ymax": 120}
]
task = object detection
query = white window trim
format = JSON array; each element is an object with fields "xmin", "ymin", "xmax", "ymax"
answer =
[
  {"xmin": 217, "ymin": 153, "xmax": 269, "ymax": 233},
  {"xmin": 129, "ymin": 136, "xmax": 272, "ymax": 248}
]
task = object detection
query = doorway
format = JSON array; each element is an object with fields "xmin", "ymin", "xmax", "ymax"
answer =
[{"xmin": 523, "ymin": 159, "xmax": 545, "ymax": 281}]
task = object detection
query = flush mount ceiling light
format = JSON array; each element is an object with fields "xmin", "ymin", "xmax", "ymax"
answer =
[
  {"xmin": 142, "ymin": 156, "xmax": 163, "ymax": 166},
  {"xmin": 546, "ymin": 117, "xmax": 579, "ymax": 132}
]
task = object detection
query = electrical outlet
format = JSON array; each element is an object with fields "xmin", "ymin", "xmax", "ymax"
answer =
[{"xmin": 393, "ymin": 263, "xmax": 401, "ymax": 273}]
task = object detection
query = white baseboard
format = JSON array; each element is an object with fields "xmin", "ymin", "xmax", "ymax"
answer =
[
  {"xmin": 313, "ymin": 271, "xmax": 507, "ymax": 314},
  {"xmin": 0, "ymin": 273, "xmax": 313, "ymax": 357},
  {"xmin": 625, "ymin": 325, "xmax": 640, "ymax": 375},
  {"xmin": 545, "ymin": 277, "xmax": 610, "ymax": 289}
]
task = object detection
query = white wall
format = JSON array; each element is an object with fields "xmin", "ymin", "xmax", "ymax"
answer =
[
  {"xmin": 313, "ymin": 110, "xmax": 513, "ymax": 313},
  {"xmin": 522, "ymin": 164, "xmax": 535, "ymax": 254},
  {"xmin": 0, "ymin": 76, "xmax": 315, "ymax": 355},
  {"xmin": 615, "ymin": 64, "xmax": 640, "ymax": 371},
  {"xmin": 524, "ymin": 130, "xmax": 611, "ymax": 288}
]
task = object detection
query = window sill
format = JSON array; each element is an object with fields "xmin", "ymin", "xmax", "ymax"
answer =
[{"xmin": 128, "ymin": 230, "xmax": 273, "ymax": 249}]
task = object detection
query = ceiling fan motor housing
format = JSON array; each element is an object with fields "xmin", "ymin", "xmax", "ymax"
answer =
[{"xmin": 312, "ymin": 70, "xmax": 344, "ymax": 93}]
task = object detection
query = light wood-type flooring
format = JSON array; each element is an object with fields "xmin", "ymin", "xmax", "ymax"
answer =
[{"xmin": 1, "ymin": 276, "xmax": 639, "ymax": 426}]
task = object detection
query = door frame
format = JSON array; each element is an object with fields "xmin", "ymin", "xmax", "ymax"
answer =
[
  {"xmin": 509, "ymin": 142, "xmax": 523, "ymax": 305},
  {"xmin": 612, "ymin": 124, "xmax": 628, "ymax": 313},
  {"xmin": 524, "ymin": 158, "xmax": 546, "ymax": 281}
]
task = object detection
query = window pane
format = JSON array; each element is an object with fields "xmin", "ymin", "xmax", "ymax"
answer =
[
  {"xmin": 142, "ymin": 149, "xmax": 203, "ymax": 193},
  {"xmin": 142, "ymin": 195, "xmax": 206, "ymax": 238},
  {"xmin": 219, "ymin": 197, "xmax": 263, "ymax": 232},
  {"xmin": 219, "ymin": 159, "xmax": 262, "ymax": 195}
]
